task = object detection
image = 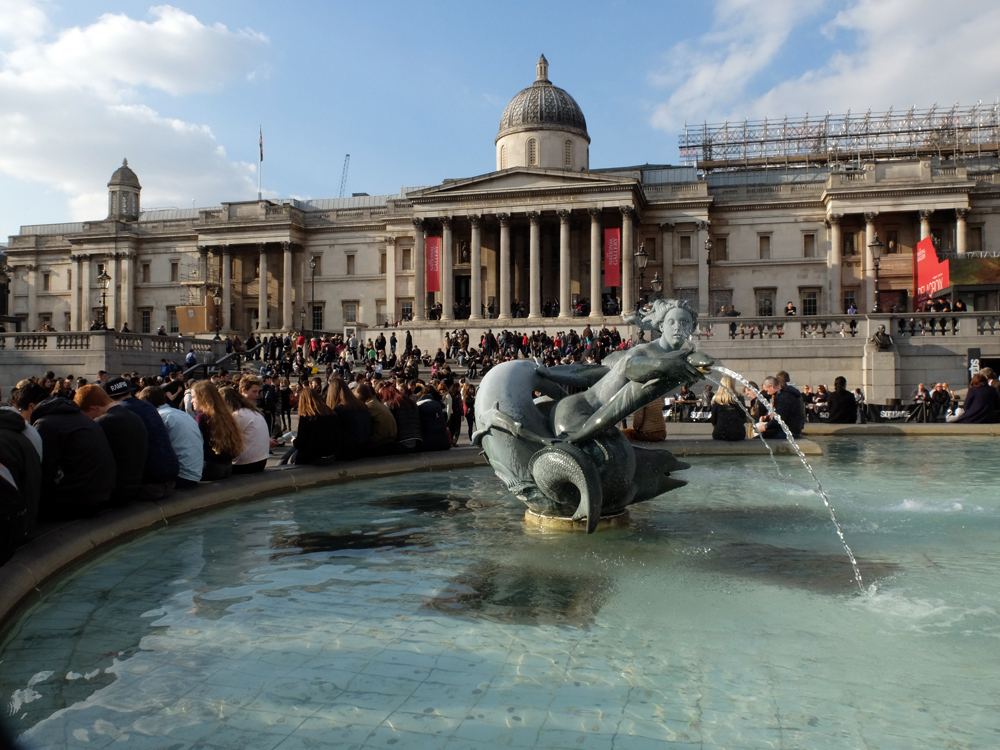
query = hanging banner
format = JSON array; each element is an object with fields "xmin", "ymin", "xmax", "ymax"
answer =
[
  {"xmin": 426, "ymin": 236, "xmax": 441, "ymax": 293},
  {"xmin": 604, "ymin": 228, "xmax": 621, "ymax": 287},
  {"xmin": 913, "ymin": 236, "xmax": 949, "ymax": 311}
]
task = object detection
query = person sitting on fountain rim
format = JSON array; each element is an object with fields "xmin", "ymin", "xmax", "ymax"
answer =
[
  {"xmin": 621, "ymin": 397, "xmax": 667, "ymax": 443},
  {"xmin": 756, "ymin": 376, "xmax": 805, "ymax": 439},
  {"xmin": 827, "ymin": 376, "xmax": 858, "ymax": 424}
]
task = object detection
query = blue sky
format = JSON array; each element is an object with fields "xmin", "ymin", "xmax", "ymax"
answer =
[{"xmin": 3, "ymin": 0, "xmax": 1000, "ymax": 240}]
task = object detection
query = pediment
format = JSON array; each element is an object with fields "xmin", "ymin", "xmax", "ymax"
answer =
[{"xmin": 408, "ymin": 167, "xmax": 636, "ymax": 201}]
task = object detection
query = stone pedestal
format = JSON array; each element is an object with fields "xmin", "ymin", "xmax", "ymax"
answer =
[
  {"xmin": 523, "ymin": 509, "xmax": 629, "ymax": 532},
  {"xmin": 862, "ymin": 343, "xmax": 900, "ymax": 404}
]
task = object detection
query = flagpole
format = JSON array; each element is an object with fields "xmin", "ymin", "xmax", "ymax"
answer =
[{"xmin": 258, "ymin": 126, "xmax": 262, "ymax": 200}]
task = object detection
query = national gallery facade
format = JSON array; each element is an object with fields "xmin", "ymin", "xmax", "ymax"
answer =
[{"xmin": 5, "ymin": 56, "xmax": 1000, "ymax": 337}]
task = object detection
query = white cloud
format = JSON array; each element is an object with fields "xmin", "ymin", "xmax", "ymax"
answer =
[
  {"xmin": 0, "ymin": 3, "xmax": 268, "ymax": 227},
  {"xmin": 650, "ymin": 0, "xmax": 1000, "ymax": 135}
]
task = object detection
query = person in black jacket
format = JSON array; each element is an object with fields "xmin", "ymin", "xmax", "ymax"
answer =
[
  {"xmin": 827, "ymin": 376, "xmax": 858, "ymax": 424},
  {"xmin": 75, "ymin": 385, "xmax": 148, "ymax": 505},
  {"xmin": 756, "ymin": 376, "xmax": 805, "ymax": 439},
  {"xmin": 103, "ymin": 377, "xmax": 178, "ymax": 493},
  {"xmin": 380, "ymin": 385, "xmax": 422, "ymax": 453},
  {"xmin": 282, "ymin": 388, "xmax": 342, "ymax": 464},
  {"xmin": 22, "ymin": 388, "xmax": 116, "ymax": 520},
  {"xmin": 414, "ymin": 385, "xmax": 451, "ymax": 451},
  {"xmin": 0, "ymin": 404, "xmax": 42, "ymax": 546},
  {"xmin": 709, "ymin": 375, "xmax": 747, "ymax": 441}
]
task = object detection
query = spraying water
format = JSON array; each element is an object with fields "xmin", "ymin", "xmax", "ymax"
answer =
[{"xmin": 709, "ymin": 365, "xmax": 868, "ymax": 595}]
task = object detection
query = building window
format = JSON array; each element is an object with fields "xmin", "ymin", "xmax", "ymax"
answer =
[
  {"xmin": 96, "ymin": 262, "xmax": 106, "ymax": 280},
  {"xmin": 759, "ymin": 235, "xmax": 771, "ymax": 260},
  {"xmin": 379, "ymin": 253, "xmax": 387, "ymax": 274},
  {"xmin": 803, "ymin": 233, "xmax": 816, "ymax": 258},
  {"xmin": 140, "ymin": 309, "xmax": 152, "ymax": 334},
  {"xmin": 527, "ymin": 138, "xmax": 538, "ymax": 166},
  {"xmin": 401, "ymin": 300, "xmax": 413, "ymax": 319},
  {"xmin": 970, "ymin": 226, "xmax": 984, "ymax": 253},
  {"xmin": 644, "ymin": 237, "xmax": 657, "ymax": 261},
  {"xmin": 344, "ymin": 302, "xmax": 357, "ymax": 323},
  {"xmin": 312, "ymin": 304, "xmax": 324, "ymax": 331},
  {"xmin": 346, "ymin": 255, "xmax": 356, "ymax": 276},
  {"xmin": 679, "ymin": 235, "xmax": 692, "ymax": 260},
  {"xmin": 170, "ymin": 262, "xmax": 179, "ymax": 282},
  {"xmin": 801, "ymin": 289, "xmax": 819, "ymax": 316},
  {"xmin": 712, "ymin": 237, "xmax": 728, "ymax": 262},
  {"xmin": 843, "ymin": 289, "xmax": 857, "ymax": 313},
  {"xmin": 676, "ymin": 288, "xmax": 698, "ymax": 312},
  {"xmin": 67, "ymin": 270, "xmax": 72, "ymax": 290},
  {"xmin": 500, "ymin": 145, "xmax": 507, "ymax": 170},
  {"xmin": 42, "ymin": 273, "xmax": 50, "ymax": 291},
  {"xmin": 885, "ymin": 230, "xmax": 899, "ymax": 254},
  {"xmin": 756, "ymin": 289, "xmax": 776, "ymax": 316},
  {"xmin": 142, "ymin": 263, "xmax": 151, "ymax": 283},
  {"xmin": 844, "ymin": 233, "xmax": 856, "ymax": 256},
  {"xmin": 564, "ymin": 140, "xmax": 572, "ymax": 168},
  {"xmin": 167, "ymin": 307, "xmax": 179, "ymax": 333},
  {"xmin": 402, "ymin": 247, "xmax": 412, "ymax": 270}
]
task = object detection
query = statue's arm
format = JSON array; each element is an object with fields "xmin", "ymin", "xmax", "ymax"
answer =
[
  {"xmin": 537, "ymin": 364, "xmax": 609, "ymax": 389},
  {"xmin": 623, "ymin": 349, "xmax": 702, "ymax": 384}
]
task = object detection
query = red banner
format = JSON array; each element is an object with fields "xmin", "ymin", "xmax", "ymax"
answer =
[
  {"xmin": 913, "ymin": 236, "xmax": 949, "ymax": 310},
  {"xmin": 426, "ymin": 236, "xmax": 441, "ymax": 293},
  {"xmin": 604, "ymin": 228, "xmax": 621, "ymax": 287}
]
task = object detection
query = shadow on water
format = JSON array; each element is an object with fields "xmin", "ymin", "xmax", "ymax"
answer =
[
  {"xmin": 269, "ymin": 527, "xmax": 435, "ymax": 560},
  {"xmin": 423, "ymin": 561, "xmax": 613, "ymax": 628},
  {"xmin": 371, "ymin": 491, "xmax": 504, "ymax": 514}
]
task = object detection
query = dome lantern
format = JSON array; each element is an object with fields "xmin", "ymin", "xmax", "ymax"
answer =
[{"xmin": 107, "ymin": 158, "xmax": 141, "ymax": 221}]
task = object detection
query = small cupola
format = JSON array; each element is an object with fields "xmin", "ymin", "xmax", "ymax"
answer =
[{"xmin": 107, "ymin": 158, "xmax": 141, "ymax": 221}]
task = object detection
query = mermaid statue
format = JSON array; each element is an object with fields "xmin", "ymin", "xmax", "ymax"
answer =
[{"xmin": 473, "ymin": 298, "xmax": 714, "ymax": 532}]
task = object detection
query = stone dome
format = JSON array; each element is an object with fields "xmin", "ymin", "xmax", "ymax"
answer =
[
  {"xmin": 108, "ymin": 158, "xmax": 141, "ymax": 188},
  {"xmin": 496, "ymin": 55, "xmax": 589, "ymax": 144}
]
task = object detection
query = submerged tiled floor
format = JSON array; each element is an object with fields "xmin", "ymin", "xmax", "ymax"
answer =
[{"xmin": 4, "ymin": 439, "xmax": 1000, "ymax": 749}]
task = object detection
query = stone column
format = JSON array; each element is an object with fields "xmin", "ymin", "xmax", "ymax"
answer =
[
  {"xmin": 919, "ymin": 209, "xmax": 932, "ymax": 240},
  {"xmin": 412, "ymin": 218, "xmax": 426, "ymax": 321},
  {"xmin": 828, "ymin": 214, "xmax": 842, "ymax": 314},
  {"xmin": 660, "ymin": 223, "xmax": 674, "ymax": 299},
  {"xmin": 222, "ymin": 248, "xmax": 232, "ymax": 331},
  {"xmin": 620, "ymin": 208, "xmax": 634, "ymax": 314},
  {"xmin": 864, "ymin": 212, "xmax": 878, "ymax": 313},
  {"xmin": 120, "ymin": 251, "xmax": 133, "ymax": 330},
  {"xmin": 589, "ymin": 208, "xmax": 602, "ymax": 319},
  {"xmin": 106, "ymin": 254, "xmax": 118, "ymax": 330},
  {"xmin": 528, "ymin": 211, "xmax": 541, "ymax": 319},
  {"xmin": 956, "ymin": 208, "xmax": 969, "ymax": 255},
  {"xmin": 282, "ymin": 242, "xmax": 293, "ymax": 330},
  {"xmin": 498, "ymin": 213, "xmax": 511, "ymax": 319},
  {"xmin": 198, "ymin": 245, "xmax": 209, "ymax": 303},
  {"xmin": 26, "ymin": 265, "xmax": 38, "ymax": 331},
  {"xmin": 696, "ymin": 221, "xmax": 710, "ymax": 316},
  {"xmin": 70, "ymin": 256, "xmax": 81, "ymax": 331},
  {"xmin": 441, "ymin": 216, "xmax": 454, "ymax": 321},
  {"xmin": 557, "ymin": 209, "xmax": 571, "ymax": 318},
  {"xmin": 385, "ymin": 235, "xmax": 397, "ymax": 325},
  {"xmin": 81, "ymin": 256, "xmax": 92, "ymax": 328},
  {"xmin": 469, "ymin": 215, "xmax": 482, "ymax": 320},
  {"xmin": 258, "ymin": 243, "xmax": 268, "ymax": 329}
]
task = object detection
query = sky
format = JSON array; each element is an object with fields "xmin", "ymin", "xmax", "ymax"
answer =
[{"xmin": 3, "ymin": 0, "xmax": 1000, "ymax": 241}]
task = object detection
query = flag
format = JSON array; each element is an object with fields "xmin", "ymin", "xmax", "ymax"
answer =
[
  {"xmin": 426, "ymin": 236, "xmax": 441, "ymax": 293},
  {"xmin": 604, "ymin": 228, "xmax": 621, "ymax": 287},
  {"xmin": 259, "ymin": 127, "xmax": 263, "ymax": 162}
]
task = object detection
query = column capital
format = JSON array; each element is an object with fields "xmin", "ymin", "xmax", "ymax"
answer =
[
  {"xmin": 556, "ymin": 209, "xmax": 571, "ymax": 222},
  {"xmin": 497, "ymin": 212, "xmax": 510, "ymax": 227},
  {"xmin": 827, "ymin": 213, "xmax": 842, "ymax": 226},
  {"xmin": 588, "ymin": 207, "xmax": 601, "ymax": 220},
  {"xmin": 221, "ymin": 245, "xmax": 232, "ymax": 256},
  {"xmin": 440, "ymin": 216, "xmax": 453, "ymax": 229},
  {"xmin": 527, "ymin": 211, "xmax": 540, "ymax": 224},
  {"xmin": 197, "ymin": 245, "xmax": 208, "ymax": 256},
  {"xmin": 660, "ymin": 222, "xmax": 675, "ymax": 232},
  {"xmin": 467, "ymin": 214, "xmax": 482, "ymax": 227},
  {"xmin": 282, "ymin": 241, "xmax": 292, "ymax": 251},
  {"xmin": 24, "ymin": 263, "xmax": 38, "ymax": 272},
  {"xmin": 956, "ymin": 207, "xmax": 971, "ymax": 219},
  {"xmin": 695, "ymin": 220, "xmax": 710, "ymax": 231},
  {"xmin": 411, "ymin": 217, "xmax": 425, "ymax": 231},
  {"xmin": 919, "ymin": 209, "xmax": 934, "ymax": 220},
  {"xmin": 620, "ymin": 206, "xmax": 634, "ymax": 219},
  {"xmin": 257, "ymin": 241, "xmax": 267, "ymax": 252},
  {"xmin": 864, "ymin": 211, "xmax": 879, "ymax": 223},
  {"xmin": 383, "ymin": 235, "xmax": 395, "ymax": 245}
]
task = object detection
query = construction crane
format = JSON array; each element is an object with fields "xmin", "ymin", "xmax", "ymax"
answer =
[{"xmin": 338, "ymin": 154, "xmax": 350, "ymax": 198}]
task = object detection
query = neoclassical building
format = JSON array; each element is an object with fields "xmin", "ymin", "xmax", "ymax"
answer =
[{"xmin": 6, "ymin": 56, "xmax": 1000, "ymax": 338}]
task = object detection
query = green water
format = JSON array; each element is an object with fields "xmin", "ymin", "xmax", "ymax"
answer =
[{"xmin": 1, "ymin": 437, "xmax": 998, "ymax": 749}]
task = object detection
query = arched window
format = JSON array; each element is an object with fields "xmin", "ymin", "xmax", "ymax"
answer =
[
  {"xmin": 500, "ymin": 144, "xmax": 507, "ymax": 170},
  {"xmin": 527, "ymin": 138, "xmax": 538, "ymax": 166},
  {"xmin": 564, "ymin": 140, "xmax": 573, "ymax": 167}
]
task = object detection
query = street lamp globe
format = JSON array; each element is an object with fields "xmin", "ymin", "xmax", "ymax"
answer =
[
  {"xmin": 635, "ymin": 244, "xmax": 649, "ymax": 270},
  {"xmin": 868, "ymin": 233, "xmax": 885, "ymax": 261},
  {"xmin": 98, "ymin": 269, "xmax": 112, "ymax": 290},
  {"xmin": 651, "ymin": 272, "xmax": 663, "ymax": 294}
]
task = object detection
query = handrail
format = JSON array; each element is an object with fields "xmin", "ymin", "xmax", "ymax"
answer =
[{"xmin": 182, "ymin": 341, "xmax": 265, "ymax": 378}]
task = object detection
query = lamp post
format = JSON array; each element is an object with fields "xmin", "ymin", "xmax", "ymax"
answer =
[
  {"xmin": 212, "ymin": 288, "xmax": 222, "ymax": 340},
  {"xmin": 651, "ymin": 272, "xmax": 663, "ymax": 299},
  {"xmin": 97, "ymin": 268, "xmax": 111, "ymax": 330},
  {"xmin": 705, "ymin": 236, "xmax": 713, "ymax": 314},
  {"xmin": 868, "ymin": 233, "xmax": 885, "ymax": 313},
  {"xmin": 299, "ymin": 305, "xmax": 306, "ymax": 332},
  {"xmin": 309, "ymin": 256, "xmax": 317, "ymax": 333},
  {"xmin": 634, "ymin": 243, "xmax": 649, "ymax": 309}
]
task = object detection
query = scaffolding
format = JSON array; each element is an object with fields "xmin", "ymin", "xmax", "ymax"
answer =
[{"xmin": 679, "ymin": 102, "xmax": 1000, "ymax": 171}]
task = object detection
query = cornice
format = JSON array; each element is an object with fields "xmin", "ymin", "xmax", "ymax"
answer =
[
  {"xmin": 823, "ymin": 183, "xmax": 975, "ymax": 201},
  {"xmin": 709, "ymin": 200, "xmax": 825, "ymax": 213},
  {"xmin": 409, "ymin": 182, "xmax": 646, "ymax": 209}
]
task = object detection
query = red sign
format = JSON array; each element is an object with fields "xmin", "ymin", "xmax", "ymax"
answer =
[
  {"xmin": 426, "ymin": 236, "xmax": 441, "ymax": 293},
  {"xmin": 913, "ymin": 236, "xmax": 949, "ymax": 310},
  {"xmin": 604, "ymin": 228, "xmax": 621, "ymax": 287}
]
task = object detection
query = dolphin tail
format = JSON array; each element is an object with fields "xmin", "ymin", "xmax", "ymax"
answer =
[{"xmin": 528, "ymin": 444, "xmax": 603, "ymax": 533}]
